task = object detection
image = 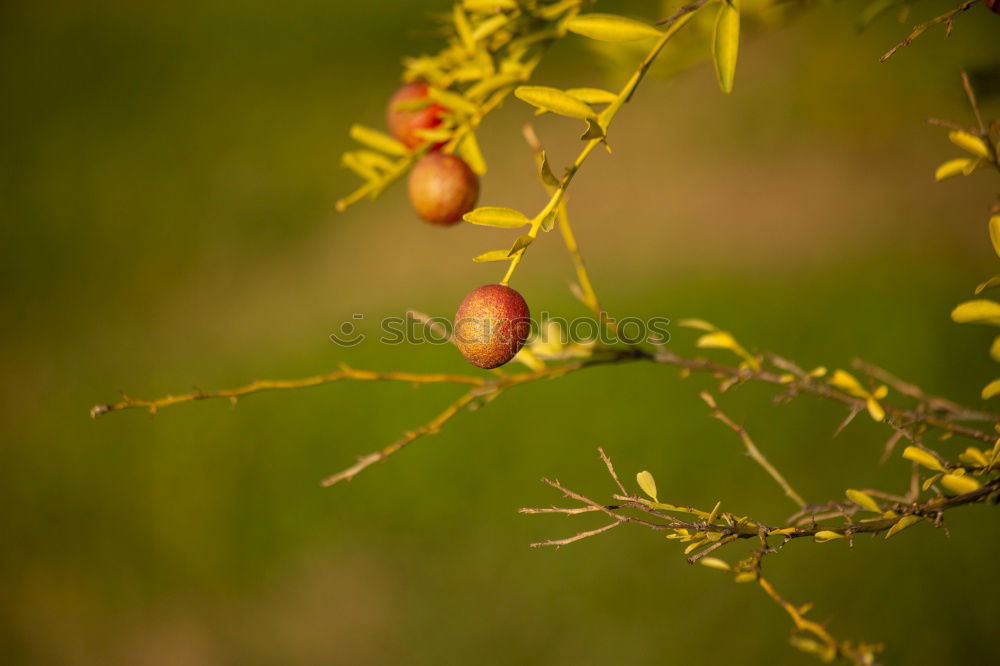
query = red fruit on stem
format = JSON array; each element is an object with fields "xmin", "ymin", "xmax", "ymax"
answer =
[
  {"xmin": 407, "ymin": 153, "xmax": 479, "ymax": 226},
  {"xmin": 454, "ymin": 284, "xmax": 531, "ymax": 369},
  {"xmin": 386, "ymin": 82, "xmax": 446, "ymax": 149}
]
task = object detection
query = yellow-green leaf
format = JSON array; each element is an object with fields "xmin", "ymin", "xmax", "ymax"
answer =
[
  {"xmin": 866, "ymin": 396, "xmax": 885, "ymax": 422},
  {"xmin": 975, "ymin": 276, "xmax": 1000, "ymax": 295},
  {"xmin": 814, "ymin": 530, "xmax": 844, "ymax": 542},
  {"xmin": 982, "ymin": 378, "xmax": 1000, "ymax": 400},
  {"xmin": 828, "ymin": 369, "xmax": 867, "ymax": 398},
  {"xmin": 885, "ymin": 515, "xmax": 922, "ymax": 539},
  {"xmin": 846, "ymin": 489, "xmax": 880, "ymax": 512},
  {"xmin": 948, "ymin": 130, "xmax": 990, "ymax": 158},
  {"xmin": 457, "ymin": 131, "xmax": 487, "ymax": 175},
  {"xmin": 940, "ymin": 473, "xmax": 980, "ymax": 494},
  {"xmin": 990, "ymin": 215, "xmax": 1000, "ymax": 258},
  {"xmin": 921, "ymin": 473, "xmax": 942, "ymax": 491},
  {"xmin": 951, "ymin": 299, "xmax": 1000, "ymax": 326},
  {"xmin": 427, "ymin": 87, "xmax": 479, "ymax": 116},
  {"xmin": 712, "ymin": 0, "xmax": 740, "ymax": 94},
  {"xmin": 565, "ymin": 13, "xmax": 662, "ymax": 42},
  {"xmin": 959, "ymin": 447, "xmax": 988, "ymax": 467},
  {"xmin": 699, "ymin": 557, "xmax": 730, "ymax": 571},
  {"xmin": 539, "ymin": 151, "xmax": 559, "ymax": 187},
  {"xmin": 463, "ymin": 207, "xmax": 531, "ymax": 228},
  {"xmin": 902, "ymin": 446, "xmax": 945, "ymax": 472},
  {"xmin": 678, "ymin": 318, "xmax": 717, "ymax": 332},
  {"xmin": 470, "ymin": 13, "xmax": 509, "ymax": 42},
  {"xmin": 507, "ymin": 234, "xmax": 534, "ymax": 256},
  {"xmin": 453, "ymin": 3, "xmax": 475, "ymax": 51},
  {"xmin": 472, "ymin": 249, "xmax": 514, "ymax": 263},
  {"xmin": 349, "ymin": 124, "xmax": 408, "ymax": 155},
  {"xmin": 636, "ymin": 470, "xmax": 658, "ymax": 501},
  {"xmin": 696, "ymin": 331, "xmax": 740, "ymax": 351},
  {"xmin": 463, "ymin": 0, "xmax": 517, "ymax": 11},
  {"xmin": 514, "ymin": 86, "xmax": 595, "ymax": 119},
  {"xmin": 565, "ymin": 87, "xmax": 618, "ymax": 104},
  {"xmin": 935, "ymin": 157, "xmax": 974, "ymax": 181}
]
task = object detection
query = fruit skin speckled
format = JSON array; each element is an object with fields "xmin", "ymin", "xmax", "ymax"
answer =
[
  {"xmin": 407, "ymin": 153, "xmax": 479, "ymax": 226},
  {"xmin": 454, "ymin": 284, "xmax": 531, "ymax": 369},
  {"xmin": 386, "ymin": 82, "xmax": 445, "ymax": 149}
]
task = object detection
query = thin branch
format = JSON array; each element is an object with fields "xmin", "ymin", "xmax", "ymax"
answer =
[
  {"xmin": 879, "ymin": 0, "xmax": 980, "ymax": 63},
  {"xmin": 656, "ymin": 0, "xmax": 714, "ymax": 26},
  {"xmin": 598, "ymin": 446, "xmax": 629, "ymax": 496},
  {"xmin": 529, "ymin": 520, "xmax": 620, "ymax": 548},
  {"xmin": 320, "ymin": 388, "xmax": 482, "ymax": 486},
  {"xmin": 701, "ymin": 391, "xmax": 807, "ymax": 508},
  {"xmin": 90, "ymin": 365, "xmax": 485, "ymax": 418}
]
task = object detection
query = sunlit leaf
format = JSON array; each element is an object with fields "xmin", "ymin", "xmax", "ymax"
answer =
[
  {"xmin": 982, "ymin": 378, "xmax": 1000, "ymax": 400},
  {"xmin": 948, "ymin": 130, "xmax": 990, "ymax": 158},
  {"xmin": 349, "ymin": 124, "xmax": 408, "ymax": 155},
  {"xmin": 566, "ymin": 87, "xmax": 618, "ymax": 104},
  {"xmin": 814, "ymin": 530, "xmax": 844, "ymax": 542},
  {"xmin": 457, "ymin": 131, "xmax": 487, "ymax": 175},
  {"xmin": 565, "ymin": 13, "xmax": 662, "ymax": 42},
  {"xmin": 828, "ymin": 369, "xmax": 867, "ymax": 398},
  {"xmin": 940, "ymin": 473, "xmax": 980, "ymax": 494},
  {"xmin": 935, "ymin": 157, "xmax": 974, "ymax": 181},
  {"xmin": 959, "ymin": 447, "xmax": 989, "ymax": 467},
  {"xmin": 975, "ymin": 276, "xmax": 1000, "ymax": 295},
  {"xmin": 866, "ymin": 396, "xmax": 885, "ymax": 422},
  {"xmin": 951, "ymin": 299, "xmax": 1000, "ymax": 326},
  {"xmin": 470, "ymin": 13, "xmax": 510, "ymax": 42},
  {"xmin": 901, "ymin": 446, "xmax": 945, "ymax": 472},
  {"xmin": 514, "ymin": 86, "xmax": 596, "ymax": 119},
  {"xmin": 453, "ymin": 3, "xmax": 475, "ymax": 51},
  {"xmin": 636, "ymin": 470, "xmax": 658, "ymax": 501},
  {"xmin": 712, "ymin": 0, "xmax": 740, "ymax": 94},
  {"xmin": 463, "ymin": 207, "xmax": 531, "ymax": 228},
  {"xmin": 846, "ymin": 489, "xmax": 880, "ymax": 512},
  {"xmin": 885, "ymin": 515, "xmax": 922, "ymax": 539},
  {"xmin": 678, "ymin": 319, "xmax": 717, "ymax": 332},
  {"xmin": 990, "ymin": 215, "xmax": 1000, "ymax": 258},
  {"xmin": 539, "ymin": 151, "xmax": 559, "ymax": 187},
  {"xmin": 699, "ymin": 557, "xmax": 730, "ymax": 571},
  {"xmin": 472, "ymin": 249, "xmax": 514, "ymax": 262},
  {"xmin": 427, "ymin": 87, "xmax": 479, "ymax": 116},
  {"xmin": 507, "ymin": 234, "xmax": 534, "ymax": 256}
]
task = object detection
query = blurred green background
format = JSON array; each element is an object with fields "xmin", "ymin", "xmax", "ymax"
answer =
[{"xmin": 2, "ymin": 0, "xmax": 999, "ymax": 663}]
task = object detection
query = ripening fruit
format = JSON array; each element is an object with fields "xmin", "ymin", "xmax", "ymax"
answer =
[
  {"xmin": 386, "ymin": 82, "xmax": 445, "ymax": 149},
  {"xmin": 407, "ymin": 153, "xmax": 479, "ymax": 226},
  {"xmin": 454, "ymin": 284, "xmax": 531, "ymax": 369}
]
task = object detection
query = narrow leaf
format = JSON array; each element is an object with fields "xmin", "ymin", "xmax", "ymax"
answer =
[
  {"xmin": 457, "ymin": 131, "xmax": 487, "ymax": 175},
  {"xmin": 514, "ymin": 86, "xmax": 596, "ymax": 119},
  {"xmin": 885, "ymin": 515, "xmax": 922, "ymax": 539},
  {"xmin": 636, "ymin": 470, "xmax": 658, "ymax": 501},
  {"xmin": 901, "ymin": 446, "xmax": 945, "ymax": 472},
  {"xmin": 539, "ymin": 151, "xmax": 559, "ymax": 187},
  {"xmin": 699, "ymin": 557, "xmax": 730, "ymax": 571},
  {"xmin": 990, "ymin": 215, "xmax": 1000, "ymax": 258},
  {"xmin": 948, "ymin": 130, "xmax": 990, "ymax": 158},
  {"xmin": 935, "ymin": 157, "xmax": 974, "ymax": 181},
  {"xmin": 846, "ymin": 489, "xmax": 880, "ymax": 512},
  {"xmin": 565, "ymin": 13, "xmax": 662, "ymax": 42},
  {"xmin": 566, "ymin": 87, "xmax": 618, "ymax": 104},
  {"xmin": 507, "ymin": 234, "xmax": 534, "ymax": 256},
  {"xmin": 349, "ymin": 124, "xmax": 408, "ymax": 155},
  {"xmin": 463, "ymin": 207, "xmax": 531, "ymax": 229},
  {"xmin": 951, "ymin": 299, "xmax": 1000, "ymax": 326},
  {"xmin": 940, "ymin": 473, "xmax": 980, "ymax": 494},
  {"xmin": 982, "ymin": 378, "xmax": 1000, "ymax": 400},
  {"xmin": 472, "ymin": 249, "xmax": 514, "ymax": 262},
  {"xmin": 712, "ymin": 0, "xmax": 740, "ymax": 94}
]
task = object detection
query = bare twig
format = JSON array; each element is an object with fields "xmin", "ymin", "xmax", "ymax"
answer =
[
  {"xmin": 879, "ymin": 0, "xmax": 980, "ymax": 63},
  {"xmin": 701, "ymin": 391, "xmax": 807, "ymax": 508}
]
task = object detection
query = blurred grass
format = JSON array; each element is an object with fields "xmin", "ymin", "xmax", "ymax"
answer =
[{"xmin": 1, "ymin": 0, "xmax": 999, "ymax": 663}]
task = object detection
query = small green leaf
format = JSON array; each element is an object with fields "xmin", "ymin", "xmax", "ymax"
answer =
[
  {"xmin": 982, "ymin": 378, "xmax": 1000, "ymax": 400},
  {"xmin": 865, "ymin": 396, "xmax": 885, "ymax": 422},
  {"xmin": 828, "ymin": 369, "xmax": 867, "ymax": 398},
  {"xmin": 990, "ymin": 215, "xmax": 1000, "ymax": 258},
  {"xmin": 453, "ymin": 3, "xmax": 475, "ymax": 51},
  {"xmin": 565, "ymin": 13, "xmax": 662, "ymax": 41},
  {"xmin": 636, "ymin": 470, "xmax": 658, "ymax": 501},
  {"xmin": 457, "ymin": 131, "xmax": 487, "ymax": 175},
  {"xmin": 539, "ymin": 151, "xmax": 559, "ymax": 187},
  {"xmin": 580, "ymin": 118, "xmax": 606, "ymax": 141},
  {"xmin": 565, "ymin": 87, "xmax": 618, "ymax": 104},
  {"xmin": 514, "ymin": 86, "xmax": 596, "ymax": 119},
  {"xmin": 463, "ymin": 207, "xmax": 531, "ymax": 229},
  {"xmin": 935, "ymin": 157, "xmax": 974, "ymax": 181},
  {"xmin": 699, "ymin": 557, "xmax": 730, "ymax": 571},
  {"xmin": 470, "ymin": 13, "xmax": 510, "ymax": 42},
  {"xmin": 472, "ymin": 249, "xmax": 514, "ymax": 262},
  {"xmin": 940, "ymin": 473, "xmax": 980, "ymax": 494},
  {"xmin": 885, "ymin": 515, "xmax": 922, "ymax": 539},
  {"xmin": 846, "ymin": 489, "xmax": 880, "ymax": 513},
  {"xmin": 951, "ymin": 299, "xmax": 1000, "ymax": 326},
  {"xmin": 948, "ymin": 130, "xmax": 990, "ymax": 158},
  {"xmin": 507, "ymin": 234, "xmax": 534, "ymax": 256},
  {"xmin": 902, "ymin": 446, "xmax": 945, "ymax": 472},
  {"xmin": 712, "ymin": 0, "xmax": 740, "ymax": 94},
  {"xmin": 814, "ymin": 530, "xmax": 845, "ymax": 542},
  {"xmin": 974, "ymin": 276, "xmax": 1000, "ymax": 295},
  {"xmin": 349, "ymin": 124, "xmax": 408, "ymax": 155},
  {"xmin": 677, "ymin": 319, "xmax": 717, "ymax": 332},
  {"xmin": 427, "ymin": 87, "xmax": 479, "ymax": 116}
]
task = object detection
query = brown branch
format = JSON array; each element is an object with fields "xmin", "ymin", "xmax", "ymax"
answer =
[
  {"xmin": 701, "ymin": 391, "xmax": 807, "ymax": 508},
  {"xmin": 879, "ymin": 0, "xmax": 980, "ymax": 63}
]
